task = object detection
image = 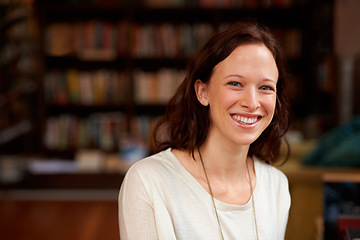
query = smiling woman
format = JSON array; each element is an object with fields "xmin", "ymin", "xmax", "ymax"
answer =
[
  {"xmin": 118, "ymin": 20, "xmax": 292, "ymax": 240},
  {"xmin": 194, "ymin": 44, "xmax": 279, "ymax": 148}
]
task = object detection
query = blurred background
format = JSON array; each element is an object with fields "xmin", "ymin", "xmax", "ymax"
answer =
[{"xmin": 1, "ymin": 0, "xmax": 360, "ymax": 239}]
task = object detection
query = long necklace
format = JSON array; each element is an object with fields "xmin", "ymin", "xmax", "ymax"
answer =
[{"xmin": 198, "ymin": 148, "xmax": 259, "ymax": 240}]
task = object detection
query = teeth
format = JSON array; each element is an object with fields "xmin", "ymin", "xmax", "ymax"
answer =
[{"xmin": 232, "ymin": 115, "xmax": 258, "ymax": 124}]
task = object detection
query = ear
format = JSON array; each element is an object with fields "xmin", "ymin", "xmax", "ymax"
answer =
[{"xmin": 194, "ymin": 79, "xmax": 209, "ymax": 106}]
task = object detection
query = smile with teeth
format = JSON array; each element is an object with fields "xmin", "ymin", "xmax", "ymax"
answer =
[{"xmin": 231, "ymin": 115, "xmax": 260, "ymax": 125}]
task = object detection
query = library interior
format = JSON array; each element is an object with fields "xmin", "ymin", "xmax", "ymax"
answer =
[{"xmin": 1, "ymin": 0, "xmax": 360, "ymax": 239}]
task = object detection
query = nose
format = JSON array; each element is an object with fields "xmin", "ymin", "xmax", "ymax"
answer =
[{"xmin": 239, "ymin": 87, "xmax": 260, "ymax": 111}]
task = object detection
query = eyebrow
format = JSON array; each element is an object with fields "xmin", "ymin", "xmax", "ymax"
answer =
[
  {"xmin": 223, "ymin": 74, "xmax": 245, "ymax": 80},
  {"xmin": 262, "ymin": 78, "xmax": 277, "ymax": 84},
  {"xmin": 224, "ymin": 74, "xmax": 277, "ymax": 83}
]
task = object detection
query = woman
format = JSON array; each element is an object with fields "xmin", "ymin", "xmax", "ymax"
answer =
[{"xmin": 119, "ymin": 20, "xmax": 292, "ymax": 240}]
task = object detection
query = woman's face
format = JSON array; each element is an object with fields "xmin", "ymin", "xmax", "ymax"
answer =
[{"xmin": 195, "ymin": 43, "xmax": 278, "ymax": 147}]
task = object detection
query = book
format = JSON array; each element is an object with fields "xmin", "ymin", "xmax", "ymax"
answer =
[
  {"xmin": 46, "ymin": 22, "xmax": 74, "ymax": 56},
  {"xmin": 44, "ymin": 112, "xmax": 126, "ymax": 151},
  {"xmin": 45, "ymin": 69, "xmax": 129, "ymax": 106},
  {"xmin": 131, "ymin": 22, "xmax": 214, "ymax": 58},
  {"xmin": 66, "ymin": 69, "xmax": 80, "ymax": 103},
  {"xmin": 78, "ymin": 71, "xmax": 94, "ymax": 105},
  {"xmin": 133, "ymin": 68, "xmax": 184, "ymax": 104}
]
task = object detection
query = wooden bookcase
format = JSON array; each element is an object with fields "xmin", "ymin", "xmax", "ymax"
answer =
[
  {"xmin": 18, "ymin": 0, "xmax": 334, "ymax": 187},
  {"xmin": 35, "ymin": 0, "xmax": 321, "ymax": 156}
]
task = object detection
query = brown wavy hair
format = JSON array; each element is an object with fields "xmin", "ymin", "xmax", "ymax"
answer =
[{"xmin": 153, "ymin": 20, "xmax": 292, "ymax": 165}]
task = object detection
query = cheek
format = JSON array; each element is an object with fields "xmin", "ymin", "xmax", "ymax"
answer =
[
  {"xmin": 207, "ymin": 92, "xmax": 234, "ymax": 121},
  {"xmin": 208, "ymin": 88, "xmax": 233, "ymax": 107},
  {"xmin": 221, "ymin": 93, "xmax": 238, "ymax": 106},
  {"xmin": 264, "ymin": 96, "xmax": 277, "ymax": 115}
]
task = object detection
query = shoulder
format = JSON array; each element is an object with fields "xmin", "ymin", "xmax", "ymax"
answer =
[
  {"xmin": 254, "ymin": 157, "xmax": 291, "ymax": 207},
  {"xmin": 254, "ymin": 157, "xmax": 289, "ymax": 188},
  {"xmin": 120, "ymin": 148, "xmax": 186, "ymax": 201},
  {"xmin": 124, "ymin": 148, "xmax": 177, "ymax": 183}
]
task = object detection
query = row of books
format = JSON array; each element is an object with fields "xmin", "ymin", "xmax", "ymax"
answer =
[
  {"xmin": 132, "ymin": 24, "xmax": 302, "ymax": 59},
  {"xmin": 44, "ymin": 113, "xmax": 160, "ymax": 152},
  {"xmin": 133, "ymin": 68, "xmax": 185, "ymax": 104},
  {"xmin": 44, "ymin": 69, "xmax": 130, "ymax": 106},
  {"xmin": 44, "ymin": 112, "xmax": 126, "ymax": 151},
  {"xmin": 45, "ymin": 20, "xmax": 302, "ymax": 60},
  {"xmin": 44, "ymin": 67, "xmax": 184, "ymax": 106},
  {"xmin": 45, "ymin": 21, "xmax": 128, "ymax": 60},
  {"xmin": 45, "ymin": 21, "xmax": 215, "ymax": 59},
  {"xmin": 131, "ymin": 23, "xmax": 215, "ymax": 58},
  {"xmin": 144, "ymin": 0, "xmax": 308, "ymax": 8},
  {"xmin": 127, "ymin": 115, "xmax": 162, "ymax": 153}
]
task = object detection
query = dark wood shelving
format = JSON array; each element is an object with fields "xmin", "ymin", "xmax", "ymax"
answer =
[
  {"xmin": 45, "ymin": 56, "xmax": 129, "ymax": 69},
  {"xmin": 19, "ymin": 0, "xmax": 334, "ymax": 188},
  {"xmin": 1, "ymin": 172, "xmax": 125, "ymax": 189},
  {"xmin": 37, "ymin": 2, "xmax": 316, "ymax": 153},
  {"xmin": 45, "ymin": 104, "xmax": 130, "ymax": 115}
]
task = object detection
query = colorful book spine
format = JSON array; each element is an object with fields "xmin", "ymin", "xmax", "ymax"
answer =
[
  {"xmin": 131, "ymin": 23, "xmax": 215, "ymax": 58},
  {"xmin": 133, "ymin": 68, "xmax": 185, "ymax": 104},
  {"xmin": 44, "ymin": 112, "xmax": 126, "ymax": 151},
  {"xmin": 44, "ymin": 70, "xmax": 130, "ymax": 105},
  {"xmin": 44, "ymin": 113, "xmax": 162, "ymax": 152},
  {"xmin": 46, "ymin": 20, "xmax": 128, "ymax": 60}
]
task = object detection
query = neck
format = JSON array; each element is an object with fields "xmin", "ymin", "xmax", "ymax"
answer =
[
  {"xmin": 198, "ymin": 138, "xmax": 251, "ymax": 181},
  {"xmin": 197, "ymin": 145, "xmax": 258, "ymax": 240}
]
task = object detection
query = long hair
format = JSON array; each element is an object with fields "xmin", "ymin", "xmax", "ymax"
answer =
[{"xmin": 153, "ymin": 20, "xmax": 292, "ymax": 165}]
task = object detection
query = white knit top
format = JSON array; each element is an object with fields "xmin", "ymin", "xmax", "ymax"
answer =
[{"xmin": 118, "ymin": 148, "xmax": 290, "ymax": 240}]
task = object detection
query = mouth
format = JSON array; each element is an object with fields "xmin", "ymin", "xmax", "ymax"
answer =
[{"xmin": 231, "ymin": 114, "xmax": 262, "ymax": 126}]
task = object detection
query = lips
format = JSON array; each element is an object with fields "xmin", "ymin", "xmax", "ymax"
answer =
[{"xmin": 231, "ymin": 114, "xmax": 261, "ymax": 125}]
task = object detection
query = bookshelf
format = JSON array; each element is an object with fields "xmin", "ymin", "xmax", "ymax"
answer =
[
  {"xmin": 0, "ymin": 2, "xmax": 41, "ymax": 154},
  {"xmin": 18, "ymin": 0, "xmax": 334, "ymax": 187}
]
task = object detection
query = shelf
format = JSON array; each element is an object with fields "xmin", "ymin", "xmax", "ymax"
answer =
[
  {"xmin": 36, "ymin": 4, "xmax": 128, "ymax": 22},
  {"xmin": 45, "ymin": 104, "xmax": 130, "ymax": 115},
  {"xmin": 38, "ymin": 3, "xmax": 311, "ymax": 154},
  {"xmin": 134, "ymin": 104, "xmax": 166, "ymax": 115},
  {"xmin": 45, "ymin": 56, "xmax": 129, "ymax": 69},
  {"xmin": 8, "ymin": 172, "xmax": 125, "ymax": 189},
  {"xmin": 132, "ymin": 57, "xmax": 188, "ymax": 70},
  {"xmin": 33, "ymin": 1, "xmax": 335, "ymax": 158},
  {"xmin": 45, "ymin": 56, "xmax": 188, "ymax": 70},
  {"xmin": 37, "ymin": 3, "xmax": 311, "ymax": 26}
]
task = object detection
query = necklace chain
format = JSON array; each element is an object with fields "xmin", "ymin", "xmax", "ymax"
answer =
[
  {"xmin": 197, "ymin": 148, "xmax": 259, "ymax": 240},
  {"xmin": 248, "ymin": 159, "xmax": 259, "ymax": 240}
]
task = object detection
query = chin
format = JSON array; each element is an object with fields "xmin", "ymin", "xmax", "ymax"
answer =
[{"xmin": 233, "ymin": 136, "xmax": 260, "ymax": 147}]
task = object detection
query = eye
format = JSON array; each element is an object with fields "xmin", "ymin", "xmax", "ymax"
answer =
[
  {"xmin": 227, "ymin": 81, "xmax": 241, "ymax": 87},
  {"xmin": 259, "ymin": 85, "xmax": 275, "ymax": 91}
]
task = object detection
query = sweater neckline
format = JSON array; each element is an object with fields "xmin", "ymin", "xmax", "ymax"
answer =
[{"xmin": 164, "ymin": 148, "xmax": 261, "ymax": 212}]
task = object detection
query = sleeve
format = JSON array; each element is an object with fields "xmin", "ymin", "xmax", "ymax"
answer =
[
  {"xmin": 278, "ymin": 171, "xmax": 291, "ymax": 239},
  {"xmin": 118, "ymin": 165, "xmax": 158, "ymax": 240}
]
